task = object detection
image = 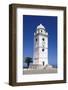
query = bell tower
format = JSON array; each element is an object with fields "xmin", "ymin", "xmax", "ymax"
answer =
[{"xmin": 33, "ymin": 24, "xmax": 48, "ymax": 66}]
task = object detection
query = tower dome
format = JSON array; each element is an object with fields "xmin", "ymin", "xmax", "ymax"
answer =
[
  {"xmin": 37, "ymin": 24, "xmax": 45, "ymax": 30},
  {"xmin": 35, "ymin": 24, "xmax": 46, "ymax": 35}
]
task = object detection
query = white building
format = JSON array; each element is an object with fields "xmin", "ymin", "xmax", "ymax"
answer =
[{"xmin": 33, "ymin": 24, "xmax": 48, "ymax": 66}]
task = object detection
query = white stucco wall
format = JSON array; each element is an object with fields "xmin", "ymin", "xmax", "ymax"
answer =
[{"xmin": 33, "ymin": 25, "xmax": 48, "ymax": 65}]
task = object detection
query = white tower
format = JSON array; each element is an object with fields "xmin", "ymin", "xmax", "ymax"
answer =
[{"xmin": 33, "ymin": 24, "xmax": 48, "ymax": 66}]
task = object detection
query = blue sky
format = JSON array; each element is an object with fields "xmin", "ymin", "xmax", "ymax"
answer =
[{"xmin": 23, "ymin": 15, "xmax": 57, "ymax": 66}]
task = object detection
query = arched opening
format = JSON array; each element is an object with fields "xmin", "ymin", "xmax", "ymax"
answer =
[
  {"xmin": 42, "ymin": 49, "xmax": 44, "ymax": 52},
  {"xmin": 42, "ymin": 38, "xmax": 45, "ymax": 41},
  {"xmin": 36, "ymin": 38, "xmax": 37, "ymax": 42},
  {"xmin": 42, "ymin": 61, "xmax": 45, "ymax": 66}
]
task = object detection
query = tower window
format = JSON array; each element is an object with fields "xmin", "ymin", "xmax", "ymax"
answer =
[
  {"xmin": 36, "ymin": 38, "xmax": 37, "ymax": 42},
  {"xmin": 42, "ymin": 38, "xmax": 45, "ymax": 41},
  {"xmin": 42, "ymin": 49, "xmax": 44, "ymax": 52}
]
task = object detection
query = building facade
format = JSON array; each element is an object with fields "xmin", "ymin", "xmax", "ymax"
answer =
[{"xmin": 33, "ymin": 24, "xmax": 48, "ymax": 66}]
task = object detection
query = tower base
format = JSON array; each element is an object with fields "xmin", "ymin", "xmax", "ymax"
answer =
[{"xmin": 29, "ymin": 64, "xmax": 45, "ymax": 69}]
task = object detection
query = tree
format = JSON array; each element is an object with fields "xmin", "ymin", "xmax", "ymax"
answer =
[{"xmin": 25, "ymin": 57, "xmax": 33, "ymax": 68}]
